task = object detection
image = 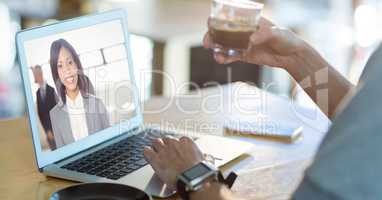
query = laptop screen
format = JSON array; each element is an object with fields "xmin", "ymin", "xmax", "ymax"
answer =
[{"xmin": 22, "ymin": 19, "xmax": 138, "ymax": 152}]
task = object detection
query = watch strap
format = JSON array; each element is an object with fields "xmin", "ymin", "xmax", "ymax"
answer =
[{"xmin": 217, "ymin": 171, "xmax": 237, "ymax": 189}]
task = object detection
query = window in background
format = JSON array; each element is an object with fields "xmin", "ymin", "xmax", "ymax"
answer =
[
  {"xmin": 80, "ymin": 51, "xmax": 104, "ymax": 68},
  {"xmin": 0, "ymin": 2, "xmax": 18, "ymax": 74},
  {"xmin": 85, "ymin": 0, "xmax": 154, "ymax": 100},
  {"xmin": 266, "ymin": 0, "xmax": 360, "ymax": 112},
  {"xmin": 4, "ymin": 0, "xmax": 58, "ymax": 19},
  {"xmin": 0, "ymin": 2, "xmax": 24, "ymax": 119},
  {"xmin": 348, "ymin": 0, "xmax": 382, "ymax": 83},
  {"xmin": 0, "ymin": 0, "xmax": 59, "ymax": 119},
  {"xmin": 129, "ymin": 34, "xmax": 153, "ymax": 101},
  {"xmin": 268, "ymin": 0, "xmax": 382, "ymax": 115},
  {"xmin": 295, "ymin": 0, "xmax": 354, "ymax": 110}
]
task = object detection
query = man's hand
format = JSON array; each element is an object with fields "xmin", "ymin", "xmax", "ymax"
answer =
[
  {"xmin": 143, "ymin": 136, "xmax": 203, "ymax": 189},
  {"xmin": 204, "ymin": 17, "xmax": 308, "ymax": 70},
  {"xmin": 205, "ymin": 17, "xmax": 354, "ymax": 118}
]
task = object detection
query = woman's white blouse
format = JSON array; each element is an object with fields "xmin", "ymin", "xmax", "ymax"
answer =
[{"xmin": 66, "ymin": 93, "xmax": 89, "ymax": 141}]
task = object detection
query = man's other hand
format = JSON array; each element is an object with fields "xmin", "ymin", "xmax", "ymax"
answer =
[{"xmin": 143, "ymin": 136, "xmax": 203, "ymax": 189}]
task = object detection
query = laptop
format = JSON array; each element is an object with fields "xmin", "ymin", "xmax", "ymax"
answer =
[{"xmin": 16, "ymin": 9, "xmax": 253, "ymax": 198}]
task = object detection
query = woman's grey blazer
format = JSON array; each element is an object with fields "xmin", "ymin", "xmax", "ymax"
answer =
[{"xmin": 49, "ymin": 94, "xmax": 110, "ymax": 148}]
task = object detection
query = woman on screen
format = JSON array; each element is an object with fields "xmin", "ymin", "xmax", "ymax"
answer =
[{"xmin": 49, "ymin": 39, "xmax": 110, "ymax": 148}]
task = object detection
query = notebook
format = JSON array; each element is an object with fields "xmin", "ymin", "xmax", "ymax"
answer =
[{"xmin": 223, "ymin": 118, "xmax": 303, "ymax": 143}]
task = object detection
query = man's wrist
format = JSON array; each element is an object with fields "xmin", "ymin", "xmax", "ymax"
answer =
[
  {"xmin": 284, "ymin": 41, "xmax": 311, "ymax": 70},
  {"xmin": 285, "ymin": 42, "xmax": 330, "ymax": 82}
]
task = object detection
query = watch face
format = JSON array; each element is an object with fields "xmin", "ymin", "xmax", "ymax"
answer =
[{"xmin": 183, "ymin": 163, "xmax": 211, "ymax": 181}]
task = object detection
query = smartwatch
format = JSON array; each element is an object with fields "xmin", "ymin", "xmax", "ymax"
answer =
[{"xmin": 176, "ymin": 162, "xmax": 237, "ymax": 200}]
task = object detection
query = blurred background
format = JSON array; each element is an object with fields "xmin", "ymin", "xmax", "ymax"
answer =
[{"xmin": 0, "ymin": 0, "xmax": 381, "ymax": 120}]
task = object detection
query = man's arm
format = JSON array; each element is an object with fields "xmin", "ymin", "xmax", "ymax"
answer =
[
  {"xmin": 285, "ymin": 44, "xmax": 354, "ymax": 118},
  {"xmin": 204, "ymin": 18, "xmax": 354, "ymax": 119}
]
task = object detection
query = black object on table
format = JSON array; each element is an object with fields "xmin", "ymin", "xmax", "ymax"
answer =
[{"xmin": 49, "ymin": 183, "xmax": 152, "ymax": 200}]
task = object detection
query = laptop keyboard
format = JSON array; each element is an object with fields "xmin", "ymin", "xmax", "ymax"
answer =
[{"xmin": 61, "ymin": 129, "xmax": 167, "ymax": 180}]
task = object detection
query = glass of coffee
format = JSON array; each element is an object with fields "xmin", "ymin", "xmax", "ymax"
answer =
[{"xmin": 210, "ymin": 0, "xmax": 264, "ymax": 56}]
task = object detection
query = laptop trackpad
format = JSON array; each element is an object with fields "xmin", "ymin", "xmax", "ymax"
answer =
[
  {"xmin": 144, "ymin": 173, "xmax": 176, "ymax": 198},
  {"xmin": 120, "ymin": 164, "xmax": 175, "ymax": 198}
]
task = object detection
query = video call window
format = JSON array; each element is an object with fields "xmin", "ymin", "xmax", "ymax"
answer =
[{"xmin": 23, "ymin": 20, "xmax": 137, "ymax": 152}]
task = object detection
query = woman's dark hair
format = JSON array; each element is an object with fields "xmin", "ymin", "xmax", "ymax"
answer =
[{"xmin": 50, "ymin": 39, "xmax": 94, "ymax": 104}]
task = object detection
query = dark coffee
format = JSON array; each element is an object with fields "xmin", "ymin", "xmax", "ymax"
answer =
[{"xmin": 211, "ymin": 27, "xmax": 254, "ymax": 49}]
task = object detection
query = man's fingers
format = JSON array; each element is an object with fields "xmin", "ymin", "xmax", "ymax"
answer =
[
  {"xmin": 249, "ymin": 25, "xmax": 274, "ymax": 46},
  {"xmin": 163, "ymin": 136, "xmax": 181, "ymax": 153},
  {"xmin": 203, "ymin": 31, "xmax": 218, "ymax": 50},
  {"xmin": 203, "ymin": 32, "xmax": 211, "ymax": 49},
  {"xmin": 143, "ymin": 146, "xmax": 156, "ymax": 160},
  {"xmin": 213, "ymin": 52, "xmax": 242, "ymax": 64},
  {"xmin": 180, "ymin": 136, "xmax": 193, "ymax": 144},
  {"xmin": 214, "ymin": 53, "xmax": 226, "ymax": 64},
  {"xmin": 163, "ymin": 136, "xmax": 178, "ymax": 147},
  {"xmin": 179, "ymin": 136, "xmax": 196, "ymax": 160},
  {"xmin": 151, "ymin": 138, "xmax": 165, "ymax": 153},
  {"xmin": 180, "ymin": 136, "xmax": 203, "ymax": 163},
  {"xmin": 204, "ymin": 17, "xmax": 214, "ymax": 49},
  {"xmin": 163, "ymin": 136, "xmax": 186, "ymax": 161},
  {"xmin": 143, "ymin": 146, "xmax": 162, "ymax": 169}
]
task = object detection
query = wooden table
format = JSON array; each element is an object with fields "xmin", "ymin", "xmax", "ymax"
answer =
[{"xmin": 0, "ymin": 83, "xmax": 330, "ymax": 200}]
